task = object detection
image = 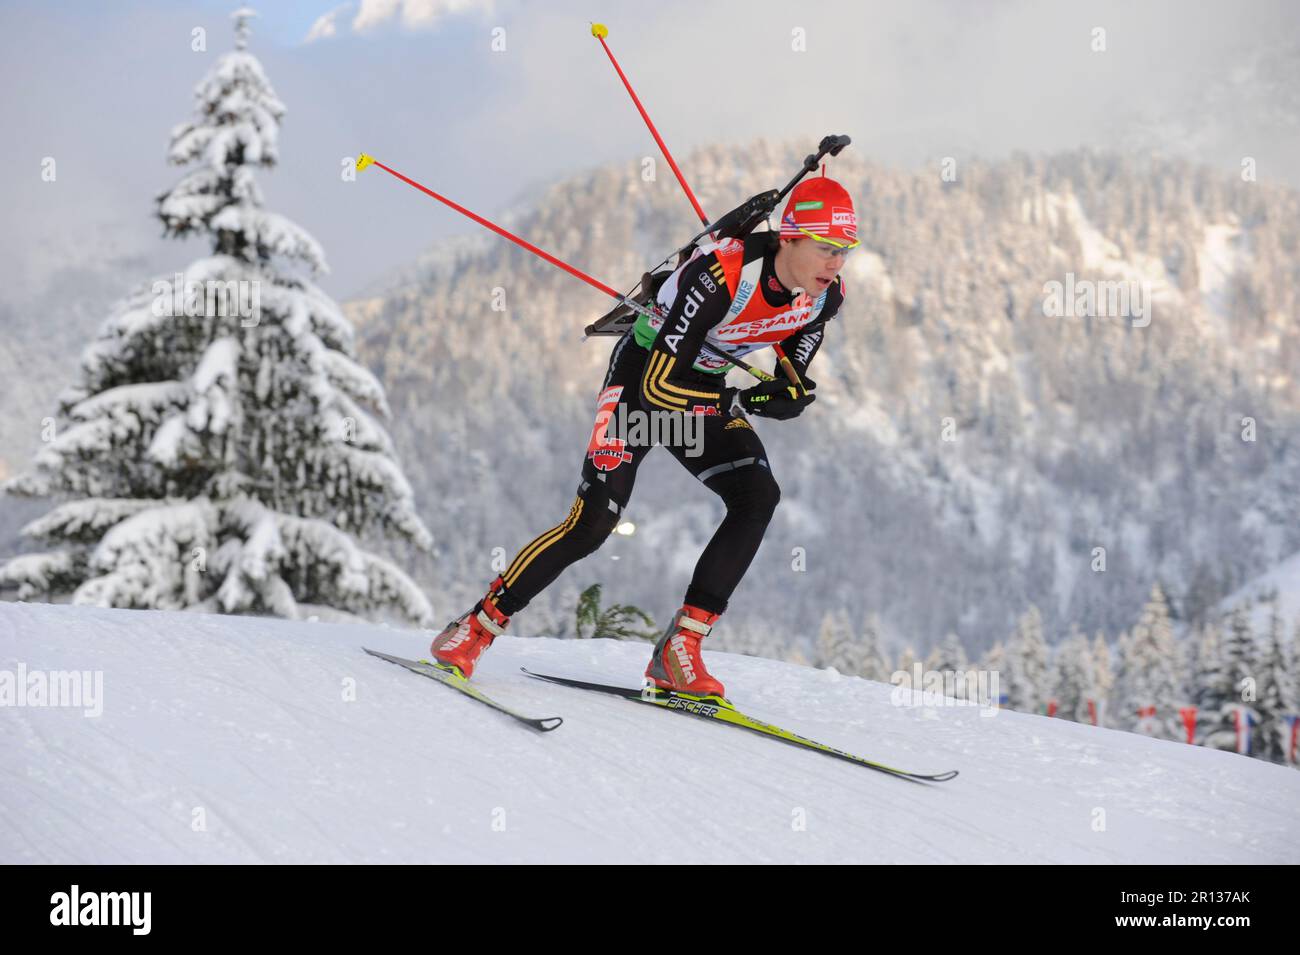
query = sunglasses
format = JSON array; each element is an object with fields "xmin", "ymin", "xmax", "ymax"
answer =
[{"xmin": 796, "ymin": 226, "xmax": 861, "ymax": 257}]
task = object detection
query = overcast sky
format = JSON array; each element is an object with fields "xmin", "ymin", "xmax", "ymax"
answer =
[{"xmin": 2, "ymin": 0, "xmax": 1297, "ymax": 306}]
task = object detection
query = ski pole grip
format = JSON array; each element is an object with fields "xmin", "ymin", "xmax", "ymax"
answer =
[{"xmin": 773, "ymin": 345, "xmax": 806, "ymax": 395}]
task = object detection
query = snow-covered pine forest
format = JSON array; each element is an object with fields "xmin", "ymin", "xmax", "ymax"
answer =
[{"xmin": 812, "ymin": 582, "xmax": 1298, "ymax": 768}]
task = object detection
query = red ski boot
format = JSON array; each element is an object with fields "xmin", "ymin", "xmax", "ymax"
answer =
[
  {"xmin": 429, "ymin": 577, "xmax": 510, "ymax": 679},
  {"xmin": 644, "ymin": 604, "xmax": 727, "ymax": 699}
]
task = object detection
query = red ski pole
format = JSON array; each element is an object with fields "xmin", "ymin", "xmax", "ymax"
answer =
[
  {"xmin": 590, "ymin": 23, "xmax": 710, "ymax": 230},
  {"xmin": 357, "ymin": 154, "xmax": 624, "ymax": 301},
  {"xmin": 353, "ymin": 153, "xmax": 776, "ymax": 383}
]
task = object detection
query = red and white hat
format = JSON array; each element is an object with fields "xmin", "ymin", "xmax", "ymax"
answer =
[{"xmin": 780, "ymin": 176, "xmax": 858, "ymax": 247}]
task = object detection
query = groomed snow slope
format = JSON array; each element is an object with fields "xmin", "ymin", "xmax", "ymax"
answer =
[{"xmin": 2, "ymin": 601, "xmax": 1296, "ymax": 864}]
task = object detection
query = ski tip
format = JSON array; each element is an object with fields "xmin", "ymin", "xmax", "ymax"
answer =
[
  {"xmin": 356, "ymin": 153, "xmax": 375, "ymax": 172},
  {"xmin": 539, "ymin": 716, "xmax": 564, "ymax": 732},
  {"xmin": 590, "ymin": 22, "xmax": 608, "ymax": 39}
]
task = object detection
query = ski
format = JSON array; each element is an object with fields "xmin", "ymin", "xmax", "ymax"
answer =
[
  {"xmin": 521, "ymin": 668, "xmax": 957, "ymax": 783},
  {"xmin": 365, "ymin": 648, "xmax": 563, "ymax": 732}
]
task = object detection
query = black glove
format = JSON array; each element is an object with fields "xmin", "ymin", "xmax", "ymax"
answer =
[{"xmin": 731, "ymin": 376, "xmax": 817, "ymax": 420}]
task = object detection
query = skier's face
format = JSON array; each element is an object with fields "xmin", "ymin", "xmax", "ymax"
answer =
[{"xmin": 778, "ymin": 237, "xmax": 848, "ymax": 295}]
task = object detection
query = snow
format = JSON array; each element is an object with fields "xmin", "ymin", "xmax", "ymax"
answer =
[
  {"xmin": 193, "ymin": 337, "xmax": 240, "ymax": 394},
  {"xmin": 1197, "ymin": 222, "xmax": 1247, "ymax": 318},
  {"xmin": 78, "ymin": 501, "xmax": 217, "ymax": 608},
  {"xmin": 2, "ymin": 601, "xmax": 1296, "ymax": 864},
  {"xmin": 321, "ymin": 350, "xmax": 391, "ymax": 418},
  {"xmin": 0, "ymin": 553, "xmax": 74, "ymax": 595},
  {"xmin": 35, "ymin": 418, "xmax": 119, "ymax": 466},
  {"xmin": 1038, "ymin": 191, "xmax": 1174, "ymax": 300},
  {"xmin": 157, "ymin": 170, "xmax": 230, "ymax": 226},
  {"xmin": 209, "ymin": 207, "xmax": 326, "ymax": 272},
  {"xmin": 847, "ymin": 249, "xmax": 893, "ymax": 300},
  {"xmin": 69, "ymin": 381, "xmax": 188, "ymax": 424},
  {"xmin": 1217, "ymin": 547, "xmax": 1300, "ymax": 636},
  {"xmin": 834, "ymin": 395, "xmax": 902, "ymax": 447},
  {"xmin": 22, "ymin": 499, "xmax": 159, "ymax": 542}
]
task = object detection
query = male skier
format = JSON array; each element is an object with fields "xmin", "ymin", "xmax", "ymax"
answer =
[{"xmin": 430, "ymin": 175, "xmax": 857, "ymax": 699}]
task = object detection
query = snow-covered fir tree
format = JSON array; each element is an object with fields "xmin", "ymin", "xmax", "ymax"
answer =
[
  {"xmin": 0, "ymin": 9, "xmax": 433, "ymax": 625},
  {"xmin": 1113, "ymin": 585, "xmax": 1184, "ymax": 740},
  {"xmin": 1005, "ymin": 605, "xmax": 1050, "ymax": 714},
  {"xmin": 980, "ymin": 641, "xmax": 1008, "ymax": 706},
  {"xmin": 1199, "ymin": 607, "xmax": 1260, "ymax": 752},
  {"xmin": 1189, "ymin": 621, "xmax": 1224, "ymax": 744},
  {"xmin": 1052, "ymin": 625, "xmax": 1099, "ymax": 724},
  {"xmin": 928, "ymin": 631, "xmax": 969, "ymax": 672},
  {"xmin": 784, "ymin": 643, "xmax": 814, "ymax": 668},
  {"xmin": 1108, "ymin": 628, "xmax": 1133, "ymax": 728},
  {"xmin": 1251, "ymin": 603, "xmax": 1295, "ymax": 763},
  {"xmin": 815, "ymin": 609, "xmax": 856, "ymax": 673},
  {"xmin": 895, "ymin": 646, "xmax": 918, "ymax": 687},
  {"xmin": 918, "ymin": 631, "xmax": 971, "ymax": 703},
  {"xmin": 1091, "ymin": 631, "xmax": 1112, "ymax": 726},
  {"xmin": 855, "ymin": 613, "xmax": 892, "ymax": 682}
]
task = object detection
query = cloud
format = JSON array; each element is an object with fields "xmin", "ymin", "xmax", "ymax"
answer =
[
  {"xmin": 351, "ymin": 0, "xmax": 399, "ymax": 32},
  {"xmin": 304, "ymin": 4, "xmax": 352, "ymax": 43},
  {"xmin": 352, "ymin": 0, "xmax": 492, "ymax": 33}
]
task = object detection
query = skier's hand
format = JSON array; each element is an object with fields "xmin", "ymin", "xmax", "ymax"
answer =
[
  {"xmin": 739, "ymin": 379, "xmax": 816, "ymax": 420},
  {"xmin": 716, "ymin": 386, "xmax": 743, "ymax": 417}
]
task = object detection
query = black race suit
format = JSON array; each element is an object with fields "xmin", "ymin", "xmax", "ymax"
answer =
[{"xmin": 491, "ymin": 232, "xmax": 844, "ymax": 618}]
